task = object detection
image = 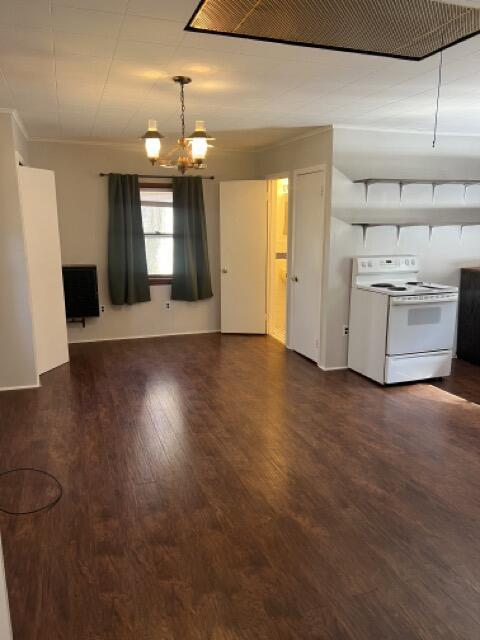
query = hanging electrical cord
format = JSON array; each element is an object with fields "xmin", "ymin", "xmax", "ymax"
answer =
[
  {"xmin": 432, "ymin": 48, "xmax": 444, "ymax": 149},
  {"xmin": 0, "ymin": 468, "xmax": 63, "ymax": 516}
]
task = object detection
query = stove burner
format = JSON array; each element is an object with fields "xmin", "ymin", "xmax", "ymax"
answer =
[
  {"xmin": 388, "ymin": 286, "xmax": 408, "ymax": 291},
  {"xmin": 407, "ymin": 281, "xmax": 442, "ymax": 290},
  {"xmin": 371, "ymin": 283, "xmax": 394, "ymax": 287}
]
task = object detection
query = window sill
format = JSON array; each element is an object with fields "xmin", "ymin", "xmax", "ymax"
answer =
[{"xmin": 148, "ymin": 276, "xmax": 172, "ymax": 286}]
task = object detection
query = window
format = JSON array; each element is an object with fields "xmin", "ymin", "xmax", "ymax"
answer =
[{"xmin": 140, "ymin": 186, "xmax": 173, "ymax": 285}]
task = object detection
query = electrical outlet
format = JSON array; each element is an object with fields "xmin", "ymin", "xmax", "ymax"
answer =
[
  {"xmin": 101, "ymin": 305, "xmax": 105, "ymax": 313},
  {"xmin": 343, "ymin": 325, "xmax": 349, "ymax": 336},
  {"xmin": 165, "ymin": 301, "xmax": 172, "ymax": 310}
]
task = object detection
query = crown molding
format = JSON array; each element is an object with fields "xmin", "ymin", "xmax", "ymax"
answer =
[
  {"xmin": 30, "ymin": 136, "xmax": 142, "ymax": 150},
  {"xmin": 0, "ymin": 108, "xmax": 29, "ymax": 141},
  {"xmin": 252, "ymin": 125, "xmax": 332, "ymax": 153},
  {"xmin": 30, "ymin": 126, "xmax": 333, "ymax": 153},
  {"xmin": 15, "ymin": 121, "xmax": 480, "ymax": 156},
  {"xmin": 29, "ymin": 136, "xmax": 258, "ymax": 154},
  {"xmin": 332, "ymin": 124, "xmax": 480, "ymax": 139},
  {"xmin": 33, "ymin": 133, "xmax": 320, "ymax": 154}
]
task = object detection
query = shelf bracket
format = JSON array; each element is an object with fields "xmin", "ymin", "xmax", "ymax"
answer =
[
  {"xmin": 364, "ymin": 181, "xmax": 369, "ymax": 203},
  {"xmin": 396, "ymin": 224, "xmax": 402, "ymax": 246},
  {"xmin": 359, "ymin": 223, "xmax": 368, "ymax": 246}
]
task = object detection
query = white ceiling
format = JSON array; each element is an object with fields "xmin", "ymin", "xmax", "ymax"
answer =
[{"xmin": 2, "ymin": 0, "xmax": 480, "ymax": 149}]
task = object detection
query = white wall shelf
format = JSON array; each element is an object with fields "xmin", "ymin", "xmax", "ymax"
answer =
[
  {"xmin": 336, "ymin": 206, "xmax": 480, "ymax": 224},
  {"xmin": 353, "ymin": 178, "xmax": 480, "ymax": 202},
  {"xmin": 352, "ymin": 221, "xmax": 480, "ymax": 245}
]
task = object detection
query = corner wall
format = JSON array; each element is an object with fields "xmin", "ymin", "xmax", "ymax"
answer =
[
  {"xmin": 0, "ymin": 113, "xmax": 37, "ymax": 390},
  {"xmin": 11, "ymin": 115, "xmax": 30, "ymax": 166},
  {"xmin": 255, "ymin": 127, "xmax": 334, "ymax": 367},
  {"xmin": 29, "ymin": 141, "xmax": 257, "ymax": 343},
  {"xmin": 325, "ymin": 127, "xmax": 480, "ymax": 370}
]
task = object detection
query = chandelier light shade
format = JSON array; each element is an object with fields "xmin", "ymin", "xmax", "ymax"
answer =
[
  {"xmin": 187, "ymin": 120, "xmax": 215, "ymax": 164},
  {"xmin": 142, "ymin": 77, "xmax": 215, "ymax": 173},
  {"xmin": 141, "ymin": 119, "xmax": 164, "ymax": 165}
]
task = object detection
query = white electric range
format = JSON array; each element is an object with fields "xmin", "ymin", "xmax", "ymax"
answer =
[{"xmin": 348, "ymin": 255, "xmax": 458, "ymax": 385}]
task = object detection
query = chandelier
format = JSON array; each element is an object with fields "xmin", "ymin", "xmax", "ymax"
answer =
[{"xmin": 141, "ymin": 76, "xmax": 215, "ymax": 174}]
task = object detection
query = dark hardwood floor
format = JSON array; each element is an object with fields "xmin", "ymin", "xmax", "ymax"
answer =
[{"xmin": 1, "ymin": 334, "xmax": 480, "ymax": 639}]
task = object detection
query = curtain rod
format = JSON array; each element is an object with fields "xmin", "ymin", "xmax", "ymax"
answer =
[{"xmin": 99, "ymin": 173, "xmax": 215, "ymax": 179}]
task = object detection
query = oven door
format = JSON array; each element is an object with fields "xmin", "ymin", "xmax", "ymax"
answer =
[{"xmin": 387, "ymin": 296, "xmax": 457, "ymax": 356}]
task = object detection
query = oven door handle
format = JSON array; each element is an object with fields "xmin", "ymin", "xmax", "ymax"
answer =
[{"xmin": 391, "ymin": 297, "xmax": 458, "ymax": 306}]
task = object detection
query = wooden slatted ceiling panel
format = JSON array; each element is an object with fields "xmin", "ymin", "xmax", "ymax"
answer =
[{"xmin": 188, "ymin": 0, "xmax": 480, "ymax": 60}]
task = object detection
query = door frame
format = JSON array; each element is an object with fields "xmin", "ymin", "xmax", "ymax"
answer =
[
  {"xmin": 289, "ymin": 164, "xmax": 327, "ymax": 359},
  {"xmin": 266, "ymin": 173, "xmax": 289, "ymax": 341}
]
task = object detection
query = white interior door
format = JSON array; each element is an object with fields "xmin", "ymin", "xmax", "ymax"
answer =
[
  {"xmin": 18, "ymin": 167, "xmax": 69, "ymax": 375},
  {"xmin": 220, "ymin": 180, "xmax": 267, "ymax": 333},
  {"xmin": 290, "ymin": 168, "xmax": 326, "ymax": 361},
  {"xmin": 0, "ymin": 536, "xmax": 12, "ymax": 640}
]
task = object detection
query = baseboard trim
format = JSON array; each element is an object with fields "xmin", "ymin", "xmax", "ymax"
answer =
[
  {"xmin": 68, "ymin": 329, "xmax": 220, "ymax": 344},
  {"xmin": 0, "ymin": 381, "xmax": 40, "ymax": 392},
  {"xmin": 318, "ymin": 365, "xmax": 348, "ymax": 372}
]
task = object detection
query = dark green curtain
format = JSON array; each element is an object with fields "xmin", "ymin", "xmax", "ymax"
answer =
[
  {"xmin": 171, "ymin": 176, "xmax": 213, "ymax": 301},
  {"xmin": 108, "ymin": 173, "xmax": 151, "ymax": 305}
]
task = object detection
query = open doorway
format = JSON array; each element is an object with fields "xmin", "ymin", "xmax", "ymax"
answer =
[
  {"xmin": 219, "ymin": 172, "xmax": 324, "ymax": 363},
  {"xmin": 267, "ymin": 177, "xmax": 289, "ymax": 344}
]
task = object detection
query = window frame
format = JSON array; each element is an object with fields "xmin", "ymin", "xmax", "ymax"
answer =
[{"xmin": 140, "ymin": 182, "xmax": 174, "ymax": 286}]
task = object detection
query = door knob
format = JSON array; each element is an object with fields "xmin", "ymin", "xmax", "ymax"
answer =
[{"xmin": 221, "ymin": 267, "xmax": 228, "ymax": 274}]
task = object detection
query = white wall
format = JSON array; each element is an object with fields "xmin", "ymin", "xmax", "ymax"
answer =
[
  {"xmin": 29, "ymin": 141, "xmax": 256, "ymax": 342},
  {"xmin": 325, "ymin": 127, "xmax": 480, "ymax": 370},
  {"xmin": 255, "ymin": 127, "xmax": 333, "ymax": 178},
  {"xmin": 255, "ymin": 127, "xmax": 334, "ymax": 366},
  {"xmin": 334, "ymin": 127, "xmax": 480, "ymax": 181},
  {"xmin": 0, "ymin": 113, "xmax": 38, "ymax": 389}
]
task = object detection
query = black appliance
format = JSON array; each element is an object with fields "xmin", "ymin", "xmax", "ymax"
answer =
[
  {"xmin": 62, "ymin": 265, "xmax": 100, "ymax": 325},
  {"xmin": 457, "ymin": 267, "xmax": 480, "ymax": 365}
]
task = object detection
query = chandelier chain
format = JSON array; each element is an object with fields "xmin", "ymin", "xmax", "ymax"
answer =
[{"xmin": 180, "ymin": 82, "xmax": 186, "ymax": 141}]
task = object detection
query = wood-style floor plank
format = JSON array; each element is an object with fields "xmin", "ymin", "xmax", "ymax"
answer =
[{"xmin": 1, "ymin": 334, "xmax": 480, "ymax": 639}]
